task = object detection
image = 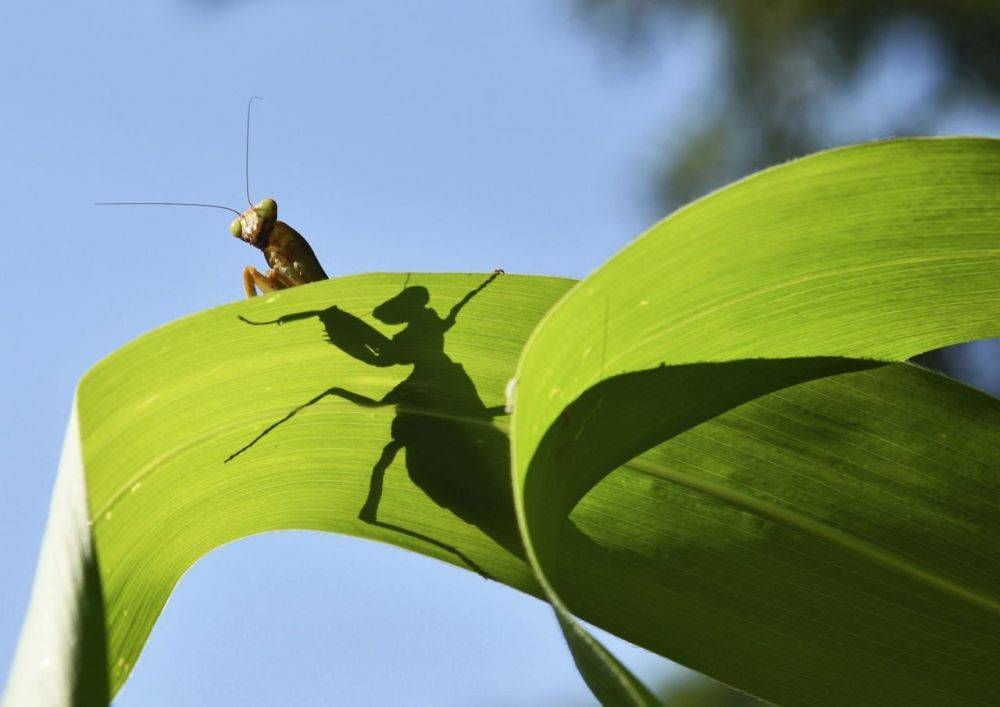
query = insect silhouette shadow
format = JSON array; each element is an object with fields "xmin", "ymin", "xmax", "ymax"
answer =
[{"xmin": 228, "ymin": 274, "xmax": 524, "ymax": 578}]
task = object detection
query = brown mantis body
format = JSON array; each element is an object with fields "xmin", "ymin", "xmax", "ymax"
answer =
[
  {"xmin": 100, "ymin": 98, "xmax": 329, "ymax": 299},
  {"xmin": 101, "ymin": 99, "xmax": 498, "ymax": 298},
  {"xmin": 229, "ymin": 198, "xmax": 328, "ymax": 297}
]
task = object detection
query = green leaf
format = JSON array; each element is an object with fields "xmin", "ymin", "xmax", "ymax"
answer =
[
  {"xmin": 4, "ymin": 273, "xmax": 574, "ymax": 702},
  {"xmin": 511, "ymin": 138, "xmax": 1000, "ymax": 705},
  {"xmin": 5, "ymin": 138, "xmax": 999, "ymax": 707}
]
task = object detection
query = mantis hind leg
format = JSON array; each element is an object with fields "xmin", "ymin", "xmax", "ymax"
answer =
[{"xmin": 242, "ymin": 266, "xmax": 296, "ymax": 298}]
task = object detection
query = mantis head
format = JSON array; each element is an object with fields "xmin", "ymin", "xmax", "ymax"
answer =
[
  {"xmin": 373, "ymin": 286, "xmax": 430, "ymax": 324},
  {"xmin": 230, "ymin": 198, "xmax": 278, "ymax": 247}
]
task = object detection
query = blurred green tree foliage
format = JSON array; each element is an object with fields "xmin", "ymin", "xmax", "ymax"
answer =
[{"xmin": 575, "ymin": 0, "xmax": 1000, "ymax": 208}]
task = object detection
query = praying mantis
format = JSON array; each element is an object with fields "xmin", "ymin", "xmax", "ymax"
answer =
[{"xmin": 98, "ymin": 98, "xmax": 328, "ymax": 298}]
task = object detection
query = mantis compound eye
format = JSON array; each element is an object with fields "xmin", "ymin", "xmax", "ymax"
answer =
[
  {"xmin": 254, "ymin": 198, "xmax": 277, "ymax": 222},
  {"xmin": 229, "ymin": 217, "xmax": 243, "ymax": 237}
]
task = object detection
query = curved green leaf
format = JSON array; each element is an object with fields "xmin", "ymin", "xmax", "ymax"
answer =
[
  {"xmin": 5, "ymin": 138, "xmax": 999, "ymax": 707},
  {"xmin": 511, "ymin": 138, "xmax": 1000, "ymax": 706},
  {"xmin": 5, "ymin": 274, "xmax": 573, "ymax": 702}
]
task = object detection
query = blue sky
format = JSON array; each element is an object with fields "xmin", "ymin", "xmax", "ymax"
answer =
[
  {"xmin": 1, "ymin": 2, "xmax": 710, "ymax": 704},
  {"xmin": 1, "ymin": 2, "xmax": 996, "ymax": 705}
]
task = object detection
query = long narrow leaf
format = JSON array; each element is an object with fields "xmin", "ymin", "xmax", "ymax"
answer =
[
  {"xmin": 6, "ymin": 138, "xmax": 999, "ymax": 707},
  {"xmin": 511, "ymin": 138, "xmax": 1000, "ymax": 706}
]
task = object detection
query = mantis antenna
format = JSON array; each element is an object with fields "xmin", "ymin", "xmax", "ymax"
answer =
[
  {"xmin": 245, "ymin": 96, "xmax": 263, "ymax": 206},
  {"xmin": 98, "ymin": 97, "xmax": 264, "ymax": 215},
  {"xmin": 95, "ymin": 201, "xmax": 241, "ymax": 215},
  {"xmin": 96, "ymin": 101, "xmax": 332, "ymax": 301}
]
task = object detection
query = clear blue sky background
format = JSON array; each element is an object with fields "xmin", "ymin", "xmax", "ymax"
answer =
[{"xmin": 1, "ymin": 2, "xmax": 996, "ymax": 706}]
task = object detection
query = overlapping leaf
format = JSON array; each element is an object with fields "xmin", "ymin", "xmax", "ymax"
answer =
[
  {"xmin": 511, "ymin": 138, "xmax": 1000, "ymax": 705},
  {"xmin": 4, "ymin": 138, "xmax": 998, "ymax": 707}
]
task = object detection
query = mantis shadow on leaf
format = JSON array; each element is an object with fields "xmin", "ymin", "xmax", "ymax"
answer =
[{"xmin": 228, "ymin": 273, "xmax": 521, "ymax": 578}]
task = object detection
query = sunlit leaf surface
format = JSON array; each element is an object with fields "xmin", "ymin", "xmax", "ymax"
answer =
[
  {"xmin": 512, "ymin": 138, "xmax": 1000, "ymax": 706},
  {"xmin": 4, "ymin": 138, "xmax": 998, "ymax": 707}
]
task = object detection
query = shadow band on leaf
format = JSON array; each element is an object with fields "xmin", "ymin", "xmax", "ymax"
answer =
[{"xmin": 523, "ymin": 356, "xmax": 887, "ymax": 552}]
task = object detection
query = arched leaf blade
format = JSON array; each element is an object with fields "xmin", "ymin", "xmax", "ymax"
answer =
[
  {"xmin": 6, "ymin": 273, "xmax": 575, "ymax": 701},
  {"xmin": 511, "ymin": 138, "xmax": 1000, "ymax": 705},
  {"xmin": 84, "ymin": 273, "xmax": 569, "ymax": 695},
  {"xmin": 556, "ymin": 363, "xmax": 1000, "ymax": 705}
]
